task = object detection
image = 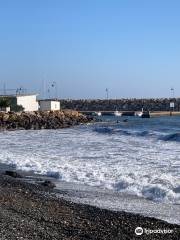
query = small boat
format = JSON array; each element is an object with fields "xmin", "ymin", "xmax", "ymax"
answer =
[
  {"xmin": 95, "ymin": 111, "xmax": 102, "ymax": 116},
  {"xmin": 114, "ymin": 110, "xmax": 122, "ymax": 117},
  {"xmin": 135, "ymin": 108, "xmax": 143, "ymax": 117},
  {"xmin": 136, "ymin": 112, "xmax": 143, "ymax": 117},
  {"xmin": 135, "ymin": 108, "xmax": 150, "ymax": 118}
]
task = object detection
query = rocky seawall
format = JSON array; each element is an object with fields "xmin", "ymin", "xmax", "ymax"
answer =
[
  {"xmin": 61, "ymin": 98, "xmax": 180, "ymax": 111},
  {"xmin": 0, "ymin": 110, "xmax": 92, "ymax": 130}
]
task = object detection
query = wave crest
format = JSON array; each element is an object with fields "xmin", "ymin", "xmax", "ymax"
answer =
[{"xmin": 159, "ymin": 133, "xmax": 180, "ymax": 142}]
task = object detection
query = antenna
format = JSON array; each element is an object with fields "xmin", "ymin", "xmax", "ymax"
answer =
[
  {"xmin": 47, "ymin": 88, "xmax": 50, "ymax": 99},
  {"xmin": 3, "ymin": 82, "xmax": 6, "ymax": 95},
  {"xmin": 41, "ymin": 79, "xmax": 45, "ymax": 99},
  {"xmin": 45, "ymin": 80, "xmax": 49, "ymax": 99},
  {"xmin": 51, "ymin": 81, "xmax": 58, "ymax": 99}
]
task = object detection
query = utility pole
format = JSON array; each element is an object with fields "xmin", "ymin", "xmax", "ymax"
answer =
[
  {"xmin": 105, "ymin": 88, "xmax": 109, "ymax": 100},
  {"xmin": 51, "ymin": 81, "xmax": 58, "ymax": 99},
  {"xmin": 170, "ymin": 87, "xmax": 175, "ymax": 98},
  {"xmin": 3, "ymin": 82, "xmax": 6, "ymax": 95},
  {"xmin": 42, "ymin": 79, "xmax": 45, "ymax": 99}
]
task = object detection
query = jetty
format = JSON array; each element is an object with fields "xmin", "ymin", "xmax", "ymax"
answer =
[{"xmin": 80, "ymin": 111, "xmax": 180, "ymax": 117}]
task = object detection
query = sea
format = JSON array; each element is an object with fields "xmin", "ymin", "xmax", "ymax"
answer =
[{"xmin": 0, "ymin": 115, "xmax": 180, "ymax": 223}]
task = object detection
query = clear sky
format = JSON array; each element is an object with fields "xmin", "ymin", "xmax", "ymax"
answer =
[{"xmin": 0, "ymin": 0, "xmax": 180, "ymax": 99}]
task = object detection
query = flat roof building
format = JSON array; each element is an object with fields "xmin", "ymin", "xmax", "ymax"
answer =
[
  {"xmin": 39, "ymin": 99, "xmax": 60, "ymax": 111},
  {"xmin": 0, "ymin": 94, "xmax": 39, "ymax": 112}
]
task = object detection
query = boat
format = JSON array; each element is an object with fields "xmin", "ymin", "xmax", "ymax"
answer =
[
  {"xmin": 135, "ymin": 108, "xmax": 143, "ymax": 117},
  {"xmin": 135, "ymin": 108, "xmax": 150, "ymax": 118},
  {"xmin": 114, "ymin": 110, "xmax": 122, "ymax": 116},
  {"xmin": 94, "ymin": 111, "xmax": 102, "ymax": 116},
  {"xmin": 135, "ymin": 111, "xmax": 143, "ymax": 117}
]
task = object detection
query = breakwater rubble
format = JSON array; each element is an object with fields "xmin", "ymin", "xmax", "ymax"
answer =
[
  {"xmin": 61, "ymin": 98, "xmax": 180, "ymax": 111},
  {"xmin": 0, "ymin": 110, "xmax": 93, "ymax": 130}
]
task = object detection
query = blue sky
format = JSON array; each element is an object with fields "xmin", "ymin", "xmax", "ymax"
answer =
[{"xmin": 0, "ymin": 0, "xmax": 180, "ymax": 99}]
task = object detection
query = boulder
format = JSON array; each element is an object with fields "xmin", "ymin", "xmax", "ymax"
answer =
[
  {"xmin": 5, "ymin": 171, "xmax": 22, "ymax": 178},
  {"xmin": 0, "ymin": 110, "xmax": 91, "ymax": 131},
  {"xmin": 41, "ymin": 180, "xmax": 56, "ymax": 188}
]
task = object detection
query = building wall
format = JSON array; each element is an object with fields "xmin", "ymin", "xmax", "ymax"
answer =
[
  {"xmin": 51, "ymin": 101, "xmax": 60, "ymax": 110},
  {"xmin": 39, "ymin": 101, "xmax": 60, "ymax": 111},
  {"xmin": 39, "ymin": 101, "xmax": 51, "ymax": 111},
  {"xmin": 16, "ymin": 95, "xmax": 38, "ymax": 112}
]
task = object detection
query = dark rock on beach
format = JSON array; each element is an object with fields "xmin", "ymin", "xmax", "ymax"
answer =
[
  {"xmin": 0, "ymin": 174, "xmax": 179, "ymax": 240},
  {"xmin": 5, "ymin": 170, "xmax": 22, "ymax": 178},
  {"xmin": 0, "ymin": 110, "xmax": 94, "ymax": 131},
  {"xmin": 40, "ymin": 180, "xmax": 56, "ymax": 188}
]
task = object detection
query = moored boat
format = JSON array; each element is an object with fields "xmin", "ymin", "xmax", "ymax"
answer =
[
  {"xmin": 95, "ymin": 111, "xmax": 102, "ymax": 116},
  {"xmin": 114, "ymin": 110, "xmax": 122, "ymax": 116}
]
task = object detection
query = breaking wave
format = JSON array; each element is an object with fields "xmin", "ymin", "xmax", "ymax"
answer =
[
  {"xmin": 0, "ymin": 116, "xmax": 180, "ymax": 204},
  {"xmin": 93, "ymin": 127, "xmax": 131, "ymax": 136},
  {"xmin": 159, "ymin": 133, "xmax": 180, "ymax": 142},
  {"xmin": 93, "ymin": 126, "xmax": 159, "ymax": 139}
]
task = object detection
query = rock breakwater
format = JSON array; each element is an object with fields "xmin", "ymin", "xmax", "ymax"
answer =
[
  {"xmin": 0, "ymin": 110, "xmax": 92, "ymax": 130},
  {"xmin": 61, "ymin": 98, "xmax": 180, "ymax": 111}
]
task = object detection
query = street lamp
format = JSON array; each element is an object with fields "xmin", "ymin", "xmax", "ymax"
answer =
[
  {"xmin": 51, "ymin": 81, "xmax": 58, "ymax": 99},
  {"xmin": 170, "ymin": 87, "xmax": 175, "ymax": 114},
  {"xmin": 105, "ymin": 88, "xmax": 109, "ymax": 100},
  {"xmin": 170, "ymin": 87, "xmax": 175, "ymax": 98}
]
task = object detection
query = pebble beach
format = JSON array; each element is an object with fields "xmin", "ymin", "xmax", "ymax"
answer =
[{"xmin": 0, "ymin": 173, "xmax": 179, "ymax": 240}]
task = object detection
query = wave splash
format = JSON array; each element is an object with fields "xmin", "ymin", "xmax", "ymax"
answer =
[
  {"xmin": 94, "ymin": 125, "xmax": 180, "ymax": 143},
  {"xmin": 0, "ymin": 117, "xmax": 180, "ymax": 205},
  {"xmin": 159, "ymin": 133, "xmax": 180, "ymax": 142},
  {"xmin": 109, "ymin": 174, "xmax": 180, "ymax": 204}
]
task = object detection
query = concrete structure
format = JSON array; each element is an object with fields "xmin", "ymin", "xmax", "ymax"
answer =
[
  {"xmin": 39, "ymin": 99, "xmax": 60, "ymax": 111},
  {"xmin": 16, "ymin": 94, "xmax": 38, "ymax": 111},
  {"xmin": 0, "ymin": 106, "xmax": 10, "ymax": 112},
  {"xmin": 0, "ymin": 94, "xmax": 39, "ymax": 112}
]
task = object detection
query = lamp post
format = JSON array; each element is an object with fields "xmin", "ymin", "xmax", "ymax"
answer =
[
  {"xmin": 171, "ymin": 87, "xmax": 175, "ymax": 98},
  {"xmin": 105, "ymin": 88, "xmax": 109, "ymax": 100},
  {"xmin": 170, "ymin": 87, "xmax": 175, "ymax": 115},
  {"xmin": 51, "ymin": 81, "xmax": 58, "ymax": 99}
]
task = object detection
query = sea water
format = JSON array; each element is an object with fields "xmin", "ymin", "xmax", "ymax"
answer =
[{"xmin": 0, "ymin": 116, "xmax": 180, "ymax": 205}]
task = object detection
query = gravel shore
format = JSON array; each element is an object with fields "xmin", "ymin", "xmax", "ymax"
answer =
[{"xmin": 0, "ymin": 174, "xmax": 179, "ymax": 240}]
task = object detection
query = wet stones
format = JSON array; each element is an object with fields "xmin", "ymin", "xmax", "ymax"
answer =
[
  {"xmin": 40, "ymin": 180, "xmax": 56, "ymax": 188},
  {"xmin": 5, "ymin": 171, "xmax": 22, "ymax": 178}
]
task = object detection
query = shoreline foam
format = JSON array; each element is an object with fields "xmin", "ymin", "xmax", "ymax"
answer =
[{"xmin": 0, "ymin": 172, "xmax": 179, "ymax": 239}]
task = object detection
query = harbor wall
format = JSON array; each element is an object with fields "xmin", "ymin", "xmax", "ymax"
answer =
[{"xmin": 61, "ymin": 98, "xmax": 180, "ymax": 111}]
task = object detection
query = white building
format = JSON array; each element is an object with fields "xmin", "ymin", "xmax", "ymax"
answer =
[
  {"xmin": 16, "ymin": 94, "xmax": 39, "ymax": 111},
  {"xmin": 39, "ymin": 99, "xmax": 60, "ymax": 111},
  {"xmin": 0, "ymin": 94, "xmax": 39, "ymax": 112}
]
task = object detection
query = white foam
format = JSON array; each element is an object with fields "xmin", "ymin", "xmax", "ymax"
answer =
[{"xmin": 0, "ymin": 126, "xmax": 180, "ymax": 204}]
